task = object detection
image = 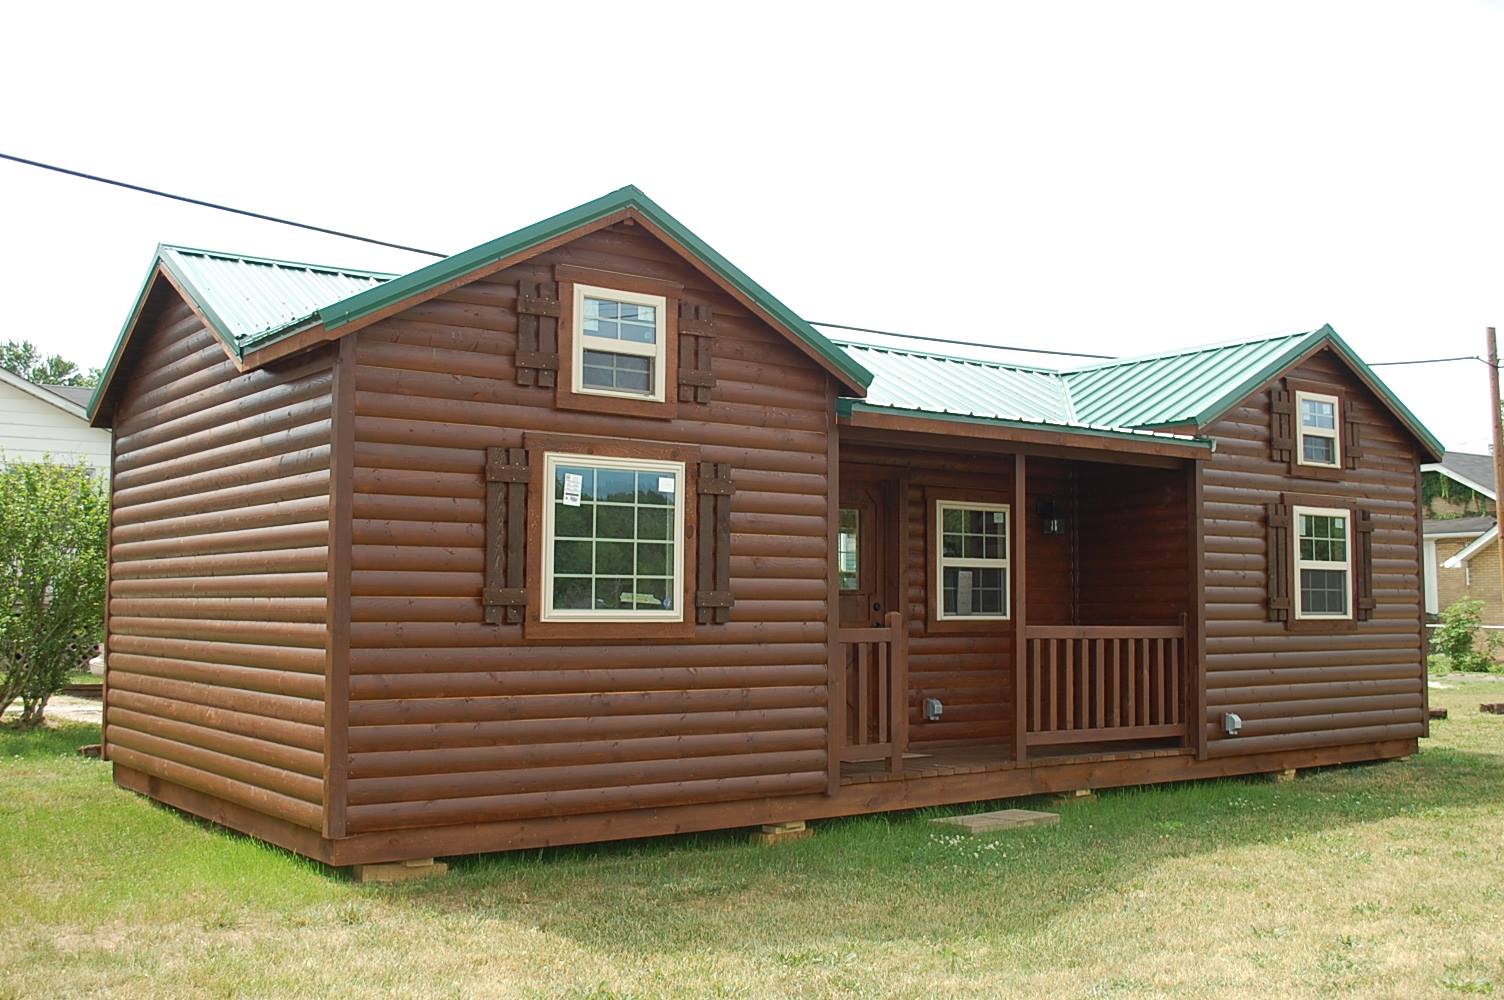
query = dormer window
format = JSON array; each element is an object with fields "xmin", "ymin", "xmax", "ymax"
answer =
[
  {"xmin": 572, "ymin": 284, "xmax": 667, "ymax": 402},
  {"xmin": 1296, "ymin": 390, "xmax": 1340, "ymax": 468}
]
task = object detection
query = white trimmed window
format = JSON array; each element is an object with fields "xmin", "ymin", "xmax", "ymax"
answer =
[
  {"xmin": 572, "ymin": 284, "xmax": 667, "ymax": 401},
  {"xmin": 542, "ymin": 453, "xmax": 685, "ymax": 622},
  {"xmin": 1293, "ymin": 505, "xmax": 1351, "ymax": 619},
  {"xmin": 1295, "ymin": 390, "xmax": 1340, "ymax": 468},
  {"xmin": 935, "ymin": 501, "xmax": 1010, "ymax": 620}
]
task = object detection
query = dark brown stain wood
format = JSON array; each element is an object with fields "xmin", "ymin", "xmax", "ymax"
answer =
[
  {"xmin": 95, "ymin": 221, "xmax": 1430, "ymax": 865},
  {"xmin": 104, "ymin": 288, "xmax": 333, "ymax": 834},
  {"xmin": 1199, "ymin": 347, "xmax": 1427, "ymax": 759},
  {"xmin": 338, "ymin": 222, "xmax": 831, "ymax": 832},
  {"xmin": 119, "ymin": 736, "xmax": 1418, "ymax": 867}
]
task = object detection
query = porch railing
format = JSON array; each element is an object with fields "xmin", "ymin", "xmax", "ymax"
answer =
[
  {"xmin": 835, "ymin": 611, "xmax": 908, "ymax": 772},
  {"xmin": 1024, "ymin": 617, "xmax": 1187, "ymax": 746}
]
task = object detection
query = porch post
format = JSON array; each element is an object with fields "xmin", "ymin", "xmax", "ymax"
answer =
[
  {"xmin": 1014, "ymin": 452, "xmax": 1029, "ymax": 763},
  {"xmin": 1188, "ymin": 459, "xmax": 1208, "ymax": 759},
  {"xmin": 826, "ymin": 397, "xmax": 844, "ymax": 794}
]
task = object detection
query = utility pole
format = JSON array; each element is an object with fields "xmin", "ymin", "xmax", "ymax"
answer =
[{"xmin": 1488, "ymin": 328, "xmax": 1504, "ymax": 595}]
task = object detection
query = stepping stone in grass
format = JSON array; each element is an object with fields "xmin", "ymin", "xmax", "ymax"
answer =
[{"xmin": 931, "ymin": 809, "xmax": 1059, "ymax": 834}]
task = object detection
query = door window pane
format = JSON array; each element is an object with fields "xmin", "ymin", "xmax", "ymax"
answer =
[{"xmin": 838, "ymin": 508, "xmax": 860, "ymax": 591}]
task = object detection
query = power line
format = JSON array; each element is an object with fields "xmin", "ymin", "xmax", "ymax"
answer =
[
  {"xmin": 810, "ymin": 321, "xmax": 1115, "ymax": 360},
  {"xmin": 0, "ymin": 151, "xmax": 449, "ymax": 258},
  {"xmin": 1369, "ymin": 355, "xmax": 1484, "ymax": 367},
  {"xmin": 2, "ymin": 151, "xmax": 1496, "ymax": 371},
  {"xmin": 820, "ymin": 321, "xmax": 1491, "ymax": 370}
]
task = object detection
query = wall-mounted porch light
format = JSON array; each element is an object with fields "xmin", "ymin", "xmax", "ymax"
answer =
[{"xmin": 1036, "ymin": 498, "xmax": 1065, "ymax": 536}]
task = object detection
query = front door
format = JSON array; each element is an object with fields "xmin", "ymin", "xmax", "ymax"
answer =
[{"xmin": 838, "ymin": 477, "xmax": 890, "ymax": 628}]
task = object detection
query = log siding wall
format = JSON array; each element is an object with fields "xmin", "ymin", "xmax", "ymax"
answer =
[
  {"xmin": 105, "ymin": 292, "xmax": 333, "ymax": 832},
  {"xmin": 97, "ymin": 244, "xmax": 1430, "ymax": 862},
  {"xmin": 341, "ymin": 222, "xmax": 833, "ymax": 833},
  {"xmin": 1078, "ymin": 464, "xmax": 1189, "ymax": 626},
  {"xmin": 1201, "ymin": 348, "xmax": 1427, "ymax": 757}
]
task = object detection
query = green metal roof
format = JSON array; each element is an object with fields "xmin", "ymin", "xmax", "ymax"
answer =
[
  {"xmin": 287, "ymin": 185, "xmax": 870, "ymax": 391},
  {"xmin": 85, "ymin": 188, "xmax": 1443, "ymax": 461},
  {"xmin": 159, "ymin": 245, "xmax": 395, "ymax": 347},
  {"xmin": 832, "ymin": 325, "xmax": 1445, "ymax": 460},
  {"xmin": 1063, "ymin": 330, "xmax": 1314, "ymax": 428},
  {"xmin": 839, "ymin": 342, "xmax": 1075, "ymax": 425},
  {"xmin": 90, "ymin": 187, "xmax": 873, "ymax": 423},
  {"xmin": 835, "ymin": 340, "xmax": 1208, "ymax": 447},
  {"xmin": 87, "ymin": 246, "xmax": 396, "ymax": 421}
]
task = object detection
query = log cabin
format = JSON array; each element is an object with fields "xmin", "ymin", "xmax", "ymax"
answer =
[{"xmin": 85, "ymin": 186, "xmax": 1445, "ymax": 868}]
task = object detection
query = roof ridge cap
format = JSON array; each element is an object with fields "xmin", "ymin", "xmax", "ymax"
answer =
[
  {"xmin": 830, "ymin": 337, "xmax": 1064, "ymax": 374},
  {"xmin": 1060, "ymin": 327, "xmax": 1321, "ymax": 374}
]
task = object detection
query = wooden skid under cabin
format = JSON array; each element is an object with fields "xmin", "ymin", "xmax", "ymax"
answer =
[{"xmin": 86, "ymin": 187, "xmax": 1444, "ymax": 867}]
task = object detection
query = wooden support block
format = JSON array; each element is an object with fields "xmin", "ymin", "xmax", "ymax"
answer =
[
  {"xmin": 1273, "ymin": 768, "xmax": 1298, "ymax": 782},
  {"xmin": 1480, "ymin": 703, "xmax": 1504, "ymax": 715},
  {"xmin": 1051, "ymin": 788, "xmax": 1096, "ymax": 803},
  {"xmin": 352, "ymin": 858, "xmax": 449, "ymax": 884},
  {"xmin": 931, "ymin": 809, "xmax": 1060, "ymax": 834},
  {"xmin": 753, "ymin": 820, "xmax": 812, "ymax": 846},
  {"xmin": 1429, "ymin": 707, "xmax": 1448, "ymax": 720}
]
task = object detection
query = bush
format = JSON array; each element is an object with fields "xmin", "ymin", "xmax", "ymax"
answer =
[
  {"xmin": 1430, "ymin": 598, "xmax": 1499, "ymax": 673},
  {"xmin": 0, "ymin": 459, "xmax": 108, "ymax": 726}
]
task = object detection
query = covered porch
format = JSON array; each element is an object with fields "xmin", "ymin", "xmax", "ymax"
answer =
[{"xmin": 828, "ymin": 430, "xmax": 1204, "ymax": 789}]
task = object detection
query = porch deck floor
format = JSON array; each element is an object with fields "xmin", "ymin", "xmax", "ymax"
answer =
[{"xmin": 840, "ymin": 741, "xmax": 1188, "ymax": 785}]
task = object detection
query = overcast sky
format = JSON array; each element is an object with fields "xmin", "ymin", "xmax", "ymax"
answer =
[{"xmin": 3, "ymin": 2, "xmax": 1501, "ymax": 451}]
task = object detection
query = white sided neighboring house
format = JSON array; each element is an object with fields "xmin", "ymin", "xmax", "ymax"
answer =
[
  {"xmin": 1422, "ymin": 450, "xmax": 1502, "ymax": 625},
  {"xmin": 0, "ymin": 368, "xmax": 110, "ymax": 475}
]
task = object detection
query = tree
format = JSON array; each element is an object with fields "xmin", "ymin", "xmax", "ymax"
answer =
[
  {"xmin": 0, "ymin": 339, "xmax": 100, "ymax": 387},
  {"xmin": 0, "ymin": 460, "xmax": 108, "ymax": 726}
]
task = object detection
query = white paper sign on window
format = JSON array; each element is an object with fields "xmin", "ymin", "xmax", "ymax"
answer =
[
  {"xmin": 562, "ymin": 473, "xmax": 583, "ymax": 507},
  {"xmin": 658, "ymin": 476, "xmax": 676, "ymax": 493}
]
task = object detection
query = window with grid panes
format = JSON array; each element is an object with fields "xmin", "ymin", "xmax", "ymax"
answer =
[
  {"xmin": 935, "ymin": 501, "xmax": 1010, "ymax": 620},
  {"xmin": 542, "ymin": 453, "xmax": 684, "ymax": 621}
]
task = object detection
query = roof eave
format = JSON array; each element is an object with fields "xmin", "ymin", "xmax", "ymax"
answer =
[
  {"xmin": 1185, "ymin": 324, "xmax": 1446, "ymax": 462},
  {"xmin": 87, "ymin": 254, "xmax": 170, "ymax": 426},
  {"xmin": 838, "ymin": 400, "xmax": 1215, "ymax": 459},
  {"xmin": 1420, "ymin": 463, "xmax": 1497, "ymax": 500},
  {"xmin": 0, "ymin": 367, "xmax": 88, "ymax": 420},
  {"xmin": 1444, "ymin": 524, "xmax": 1499, "ymax": 567},
  {"xmin": 88, "ymin": 249, "xmax": 252, "ymax": 427},
  {"xmin": 309, "ymin": 186, "xmax": 873, "ymax": 395}
]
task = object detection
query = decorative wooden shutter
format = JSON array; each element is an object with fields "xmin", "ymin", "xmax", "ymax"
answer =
[
  {"xmin": 1343, "ymin": 404, "xmax": 1364, "ymax": 470},
  {"xmin": 678, "ymin": 302, "xmax": 716, "ymax": 404},
  {"xmin": 1269, "ymin": 382, "xmax": 1294, "ymax": 467},
  {"xmin": 1266, "ymin": 501, "xmax": 1291, "ymax": 622},
  {"xmin": 484, "ymin": 446, "xmax": 529, "ymax": 625},
  {"xmin": 696, "ymin": 462, "xmax": 735, "ymax": 624},
  {"xmin": 515, "ymin": 280, "xmax": 560, "ymax": 387},
  {"xmin": 1354, "ymin": 509, "xmax": 1376, "ymax": 621}
]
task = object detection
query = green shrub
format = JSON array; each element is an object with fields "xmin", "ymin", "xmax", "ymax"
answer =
[
  {"xmin": 0, "ymin": 459, "xmax": 108, "ymax": 726},
  {"xmin": 1431, "ymin": 599, "xmax": 1499, "ymax": 673}
]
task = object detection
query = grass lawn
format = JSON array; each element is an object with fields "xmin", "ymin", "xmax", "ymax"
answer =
[{"xmin": 2, "ymin": 677, "xmax": 1502, "ymax": 999}]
